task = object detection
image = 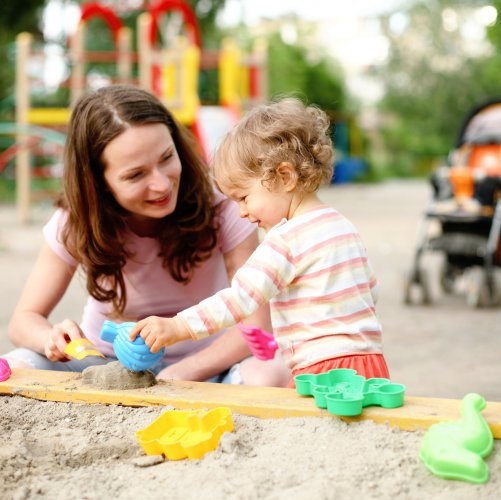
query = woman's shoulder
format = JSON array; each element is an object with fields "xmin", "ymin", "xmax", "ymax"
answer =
[
  {"xmin": 43, "ymin": 208, "xmax": 78, "ymax": 266},
  {"xmin": 212, "ymin": 188, "xmax": 238, "ymax": 220},
  {"xmin": 43, "ymin": 207, "xmax": 69, "ymax": 234},
  {"xmin": 212, "ymin": 188, "xmax": 226, "ymax": 206}
]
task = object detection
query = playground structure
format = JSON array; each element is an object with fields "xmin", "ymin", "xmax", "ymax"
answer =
[{"xmin": 11, "ymin": 0, "xmax": 268, "ymax": 222}]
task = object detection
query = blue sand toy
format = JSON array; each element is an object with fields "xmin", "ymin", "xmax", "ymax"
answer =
[
  {"xmin": 295, "ymin": 368, "xmax": 405, "ymax": 416},
  {"xmin": 100, "ymin": 320, "xmax": 165, "ymax": 372}
]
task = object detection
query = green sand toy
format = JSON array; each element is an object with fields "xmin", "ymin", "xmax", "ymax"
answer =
[
  {"xmin": 294, "ymin": 368, "xmax": 405, "ymax": 416},
  {"xmin": 420, "ymin": 393, "xmax": 494, "ymax": 484}
]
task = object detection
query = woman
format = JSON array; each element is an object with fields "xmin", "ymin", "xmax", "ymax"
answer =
[{"xmin": 5, "ymin": 84, "xmax": 290, "ymax": 386}]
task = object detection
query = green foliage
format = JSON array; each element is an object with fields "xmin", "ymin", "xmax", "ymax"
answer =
[
  {"xmin": 267, "ymin": 33, "xmax": 346, "ymax": 111},
  {"xmin": 486, "ymin": 0, "xmax": 501, "ymax": 47},
  {"xmin": 376, "ymin": 1, "xmax": 501, "ymax": 177},
  {"xmin": 186, "ymin": 0, "xmax": 227, "ymax": 47},
  {"xmin": 0, "ymin": 175, "xmax": 61, "ymax": 203},
  {"xmin": 0, "ymin": 0, "xmax": 45, "ymax": 30},
  {"xmin": 0, "ymin": 177, "xmax": 16, "ymax": 203},
  {"xmin": 0, "ymin": 0, "xmax": 46, "ymax": 119}
]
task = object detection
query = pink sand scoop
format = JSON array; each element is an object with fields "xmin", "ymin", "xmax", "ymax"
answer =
[
  {"xmin": 238, "ymin": 324, "xmax": 278, "ymax": 361},
  {"xmin": 0, "ymin": 358, "xmax": 12, "ymax": 382}
]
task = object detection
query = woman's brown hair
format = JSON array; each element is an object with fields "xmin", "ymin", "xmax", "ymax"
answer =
[{"xmin": 58, "ymin": 84, "xmax": 219, "ymax": 314}]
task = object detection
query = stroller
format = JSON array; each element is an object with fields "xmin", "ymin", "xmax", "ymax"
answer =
[{"xmin": 405, "ymin": 99, "xmax": 501, "ymax": 307}]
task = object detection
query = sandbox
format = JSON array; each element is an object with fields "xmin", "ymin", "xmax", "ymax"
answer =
[{"xmin": 1, "ymin": 368, "xmax": 500, "ymax": 499}]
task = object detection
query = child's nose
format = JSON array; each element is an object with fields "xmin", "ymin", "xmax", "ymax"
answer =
[{"xmin": 239, "ymin": 204, "xmax": 248, "ymax": 218}]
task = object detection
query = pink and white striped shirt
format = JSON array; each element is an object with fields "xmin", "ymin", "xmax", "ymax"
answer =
[{"xmin": 179, "ymin": 206, "xmax": 383, "ymax": 370}]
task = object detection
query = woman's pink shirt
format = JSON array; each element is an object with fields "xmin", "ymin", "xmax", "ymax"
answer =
[{"xmin": 43, "ymin": 195, "xmax": 255, "ymax": 362}]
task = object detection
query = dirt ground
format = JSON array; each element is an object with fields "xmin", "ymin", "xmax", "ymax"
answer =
[
  {"xmin": 1, "ymin": 180, "xmax": 501, "ymax": 500},
  {"xmin": 2, "ymin": 179, "xmax": 501, "ymax": 401}
]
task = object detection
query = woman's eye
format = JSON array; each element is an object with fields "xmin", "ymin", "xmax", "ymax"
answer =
[{"xmin": 126, "ymin": 171, "xmax": 143, "ymax": 181}]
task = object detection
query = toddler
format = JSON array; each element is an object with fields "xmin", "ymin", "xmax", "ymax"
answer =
[{"xmin": 130, "ymin": 98, "xmax": 390, "ymax": 387}]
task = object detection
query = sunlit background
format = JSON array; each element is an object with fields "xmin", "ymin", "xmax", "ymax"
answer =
[{"xmin": 2, "ymin": 0, "xmax": 501, "ymax": 191}]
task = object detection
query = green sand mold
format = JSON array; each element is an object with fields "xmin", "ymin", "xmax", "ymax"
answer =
[
  {"xmin": 294, "ymin": 368, "xmax": 405, "ymax": 416},
  {"xmin": 420, "ymin": 393, "xmax": 494, "ymax": 484}
]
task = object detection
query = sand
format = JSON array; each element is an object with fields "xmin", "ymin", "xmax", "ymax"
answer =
[
  {"xmin": 82, "ymin": 361, "xmax": 157, "ymax": 390},
  {"xmin": 1, "ymin": 395, "xmax": 500, "ymax": 500}
]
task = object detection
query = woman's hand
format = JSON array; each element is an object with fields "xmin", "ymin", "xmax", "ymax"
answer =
[{"xmin": 44, "ymin": 319, "xmax": 85, "ymax": 362}]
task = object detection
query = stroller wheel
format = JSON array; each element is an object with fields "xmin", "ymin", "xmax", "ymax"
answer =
[
  {"xmin": 404, "ymin": 269, "xmax": 432, "ymax": 306},
  {"xmin": 440, "ymin": 262, "xmax": 457, "ymax": 294},
  {"xmin": 464, "ymin": 267, "xmax": 490, "ymax": 308}
]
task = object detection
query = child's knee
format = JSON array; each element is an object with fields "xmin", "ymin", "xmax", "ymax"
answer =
[{"xmin": 240, "ymin": 357, "xmax": 291, "ymax": 387}]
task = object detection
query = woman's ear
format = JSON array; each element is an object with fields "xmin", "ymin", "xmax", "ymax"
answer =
[{"xmin": 276, "ymin": 162, "xmax": 297, "ymax": 192}]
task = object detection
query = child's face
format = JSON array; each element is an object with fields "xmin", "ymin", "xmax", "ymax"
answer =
[
  {"xmin": 102, "ymin": 123, "xmax": 182, "ymax": 226},
  {"xmin": 221, "ymin": 176, "xmax": 293, "ymax": 231}
]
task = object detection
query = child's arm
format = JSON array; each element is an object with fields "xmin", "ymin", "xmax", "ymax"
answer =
[
  {"xmin": 132, "ymin": 235, "xmax": 294, "ymax": 351},
  {"xmin": 179, "ymin": 235, "xmax": 294, "ymax": 340},
  {"xmin": 129, "ymin": 315, "xmax": 193, "ymax": 353}
]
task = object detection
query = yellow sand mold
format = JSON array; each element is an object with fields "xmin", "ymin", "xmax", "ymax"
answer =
[{"xmin": 136, "ymin": 407, "xmax": 233, "ymax": 460}]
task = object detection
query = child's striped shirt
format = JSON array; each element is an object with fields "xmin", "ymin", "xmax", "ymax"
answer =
[{"xmin": 178, "ymin": 206, "xmax": 383, "ymax": 370}]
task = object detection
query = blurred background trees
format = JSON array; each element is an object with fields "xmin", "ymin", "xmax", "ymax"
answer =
[
  {"xmin": 2, "ymin": 0, "xmax": 501, "ymax": 181},
  {"xmin": 376, "ymin": 0, "xmax": 501, "ymax": 178},
  {"xmin": 0, "ymin": 1, "xmax": 46, "ymax": 121}
]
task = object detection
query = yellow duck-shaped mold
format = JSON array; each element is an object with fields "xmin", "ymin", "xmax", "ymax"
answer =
[{"xmin": 136, "ymin": 407, "xmax": 234, "ymax": 460}]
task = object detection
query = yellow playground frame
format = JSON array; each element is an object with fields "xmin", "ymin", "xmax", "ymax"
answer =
[{"xmin": 13, "ymin": 1, "xmax": 267, "ymax": 222}]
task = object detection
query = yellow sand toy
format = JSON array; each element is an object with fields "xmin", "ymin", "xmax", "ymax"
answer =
[
  {"xmin": 63, "ymin": 339, "xmax": 106, "ymax": 360},
  {"xmin": 136, "ymin": 407, "xmax": 234, "ymax": 460}
]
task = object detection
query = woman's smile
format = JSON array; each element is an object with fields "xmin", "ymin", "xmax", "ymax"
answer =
[{"xmin": 146, "ymin": 193, "xmax": 171, "ymax": 207}]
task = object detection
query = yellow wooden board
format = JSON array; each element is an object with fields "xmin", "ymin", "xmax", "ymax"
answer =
[{"xmin": 1, "ymin": 368, "xmax": 500, "ymax": 438}]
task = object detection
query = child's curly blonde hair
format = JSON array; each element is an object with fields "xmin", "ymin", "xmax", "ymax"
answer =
[{"xmin": 212, "ymin": 97, "xmax": 334, "ymax": 192}]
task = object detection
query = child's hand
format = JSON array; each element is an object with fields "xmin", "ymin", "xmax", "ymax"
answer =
[{"xmin": 129, "ymin": 316, "xmax": 191, "ymax": 353}]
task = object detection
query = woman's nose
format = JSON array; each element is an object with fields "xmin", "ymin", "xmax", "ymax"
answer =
[{"xmin": 149, "ymin": 168, "xmax": 170, "ymax": 190}]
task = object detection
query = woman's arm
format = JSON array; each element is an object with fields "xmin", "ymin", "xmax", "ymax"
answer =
[
  {"xmin": 156, "ymin": 230, "xmax": 272, "ymax": 381},
  {"xmin": 7, "ymin": 241, "xmax": 83, "ymax": 361}
]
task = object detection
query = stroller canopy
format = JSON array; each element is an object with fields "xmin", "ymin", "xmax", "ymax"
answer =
[{"xmin": 456, "ymin": 99, "xmax": 501, "ymax": 147}]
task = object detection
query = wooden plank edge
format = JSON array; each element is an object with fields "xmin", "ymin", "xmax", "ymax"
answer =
[{"xmin": 1, "ymin": 368, "xmax": 500, "ymax": 438}]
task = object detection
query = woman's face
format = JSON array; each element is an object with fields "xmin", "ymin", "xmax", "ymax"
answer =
[{"xmin": 103, "ymin": 123, "xmax": 182, "ymax": 226}]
